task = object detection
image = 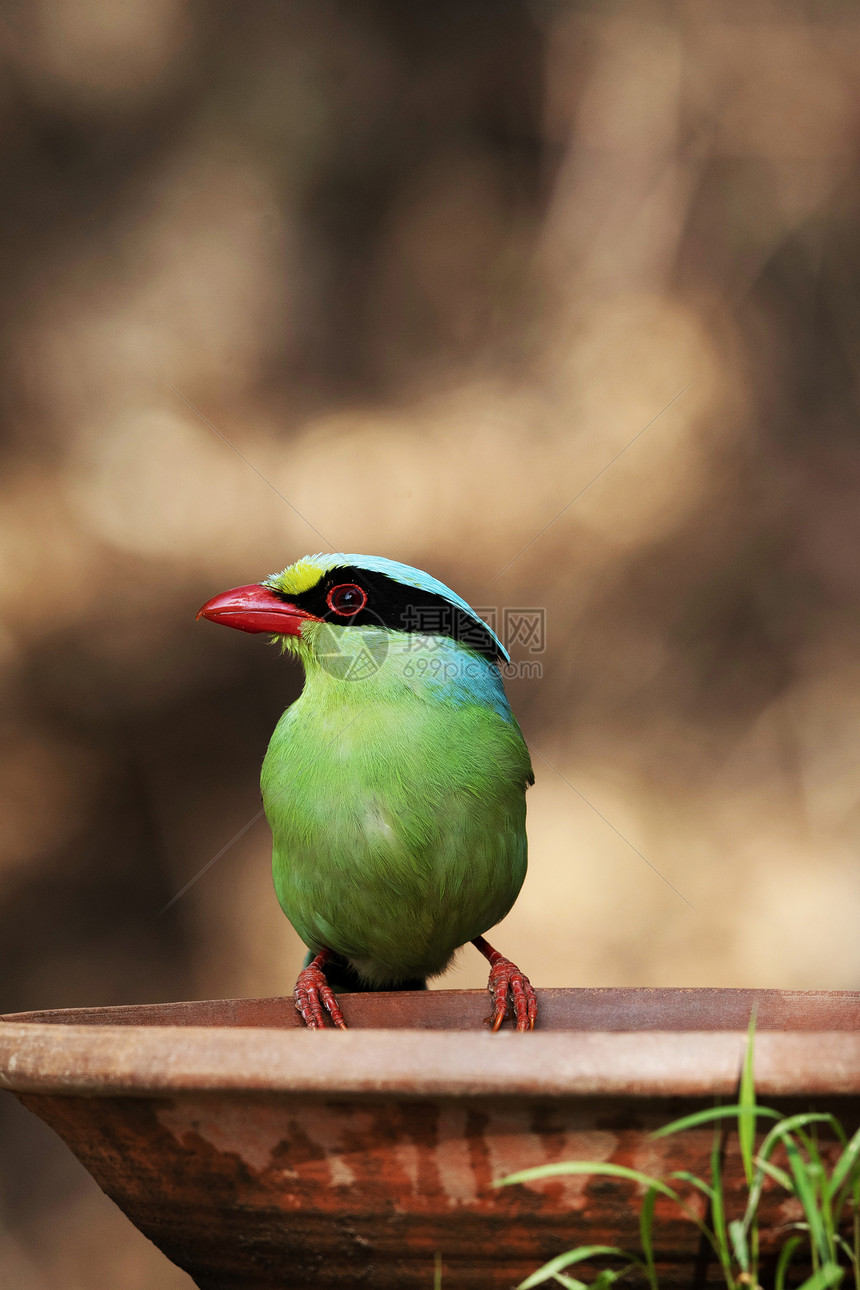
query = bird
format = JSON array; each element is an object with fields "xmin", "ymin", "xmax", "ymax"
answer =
[{"xmin": 198, "ymin": 553, "xmax": 537, "ymax": 1031}]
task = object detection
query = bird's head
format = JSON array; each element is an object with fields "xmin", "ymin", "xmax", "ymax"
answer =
[{"xmin": 198, "ymin": 553, "xmax": 508, "ymax": 682}]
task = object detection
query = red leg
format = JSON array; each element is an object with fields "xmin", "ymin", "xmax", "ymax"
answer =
[
  {"xmin": 294, "ymin": 949, "xmax": 347, "ymax": 1030},
  {"xmin": 473, "ymin": 936, "xmax": 537, "ymax": 1032}
]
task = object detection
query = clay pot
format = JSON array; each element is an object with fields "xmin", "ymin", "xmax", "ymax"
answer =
[{"xmin": 2, "ymin": 988, "xmax": 859, "ymax": 1289}]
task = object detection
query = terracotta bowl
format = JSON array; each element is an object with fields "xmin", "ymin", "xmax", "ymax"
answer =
[{"xmin": 2, "ymin": 988, "xmax": 859, "ymax": 1289}]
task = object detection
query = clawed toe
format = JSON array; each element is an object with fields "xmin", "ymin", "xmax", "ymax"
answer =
[
  {"xmin": 489, "ymin": 957, "xmax": 537, "ymax": 1032},
  {"xmin": 294, "ymin": 952, "xmax": 347, "ymax": 1030},
  {"xmin": 472, "ymin": 935, "xmax": 537, "ymax": 1032}
]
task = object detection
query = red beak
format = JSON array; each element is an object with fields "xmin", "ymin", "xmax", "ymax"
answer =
[{"xmin": 197, "ymin": 584, "xmax": 321, "ymax": 636}]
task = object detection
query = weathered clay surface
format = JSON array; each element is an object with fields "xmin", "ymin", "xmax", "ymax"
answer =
[
  {"xmin": 7, "ymin": 984, "xmax": 860, "ymax": 1033},
  {"xmin": 2, "ymin": 989, "xmax": 859, "ymax": 1289}
]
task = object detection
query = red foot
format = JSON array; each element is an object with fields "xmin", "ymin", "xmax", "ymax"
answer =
[
  {"xmin": 472, "ymin": 936, "xmax": 537, "ymax": 1032},
  {"xmin": 294, "ymin": 950, "xmax": 347, "ymax": 1030}
]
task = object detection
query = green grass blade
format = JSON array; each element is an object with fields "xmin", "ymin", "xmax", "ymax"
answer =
[
  {"xmin": 783, "ymin": 1132, "xmax": 829, "ymax": 1264},
  {"xmin": 701, "ymin": 1122, "xmax": 738, "ymax": 1287},
  {"xmin": 796, "ymin": 1125, "xmax": 830, "ymax": 1228},
  {"xmin": 812, "ymin": 1147, "xmax": 837, "ymax": 1258},
  {"xmin": 739, "ymin": 1012, "xmax": 757, "ymax": 1186},
  {"xmin": 835, "ymin": 1234, "xmax": 859, "ymax": 1267},
  {"xmin": 758, "ymin": 1115, "xmax": 837, "ymax": 1169},
  {"xmin": 670, "ymin": 1170, "xmax": 715, "ymax": 1202},
  {"xmin": 831, "ymin": 1128, "xmax": 860, "ymax": 1196},
  {"xmin": 793, "ymin": 1263, "xmax": 846, "ymax": 1290},
  {"xmin": 434, "ymin": 1251, "xmax": 442, "ymax": 1290},
  {"xmin": 499, "ymin": 1162, "xmax": 681, "ymax": 1204},
  {"xmin": 500, "ymin": 1159, "xmax": 721, "ymax": 1259},
  {"xmin": 709, "ymin": 1126, "xmax": 728, "ymax": 1258},
  {"xmin": 729, "ymin": 1218, "xmax": 749, "ymax": 1272},
  {"xmin": 754, "ymin": 1157, "xmax": 794, "ymax": 1192},
  {"xmin": 651, "ymin": 1104, "xmax": 779, "ymax": 1138},
  {"xmin": 741, "ymin": 1184, "xmax": 765, "ymax": 1257},
  {"xmin": 515, "ymin": 1246, "xmax": 638, "ymax": 1290},
  {"xmin": 775, "ymin": 1235, "xmax": 803, "ymax": 1290},
  {"xmin": 743, "ymin": 1151, "xmax": 782, "ymax": 1231},
  {"xmin": 640, "ymin": 1186, "xmax": 658, "ymax": 1290}
]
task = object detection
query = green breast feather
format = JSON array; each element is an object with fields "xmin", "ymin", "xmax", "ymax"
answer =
[{"xmin": 261, "ymin": 686, "xmax": 531, "ymax": 986}]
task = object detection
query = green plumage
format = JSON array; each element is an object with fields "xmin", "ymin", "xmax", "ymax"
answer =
[{"xmin": 261, "ymin": 625, "xmax": 532, "ymax": 987}]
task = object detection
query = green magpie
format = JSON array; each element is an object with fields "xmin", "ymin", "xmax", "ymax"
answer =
[{"xmin": 198, "ymin": 553, "xmax": 537, "ymax": 1031}]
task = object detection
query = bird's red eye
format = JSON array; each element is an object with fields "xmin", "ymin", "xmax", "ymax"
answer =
[{"xmin": 326, "ymin": 583, "xmax": 368, "ymax": 616}]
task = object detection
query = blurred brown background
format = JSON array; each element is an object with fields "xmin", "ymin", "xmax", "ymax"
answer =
[{"xmin": 2, "ymin": 1, "xmax": 860, "ymax": 1285}]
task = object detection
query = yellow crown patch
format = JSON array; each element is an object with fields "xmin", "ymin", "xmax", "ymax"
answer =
[{"xmin": 272, "ymin": 558, "xmax": 325, "ymax": 597}]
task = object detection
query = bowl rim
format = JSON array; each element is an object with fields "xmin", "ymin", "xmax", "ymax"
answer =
[{"xmin": 2, "ymin": 988, "xmax": 859, "ymax": 1099}]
